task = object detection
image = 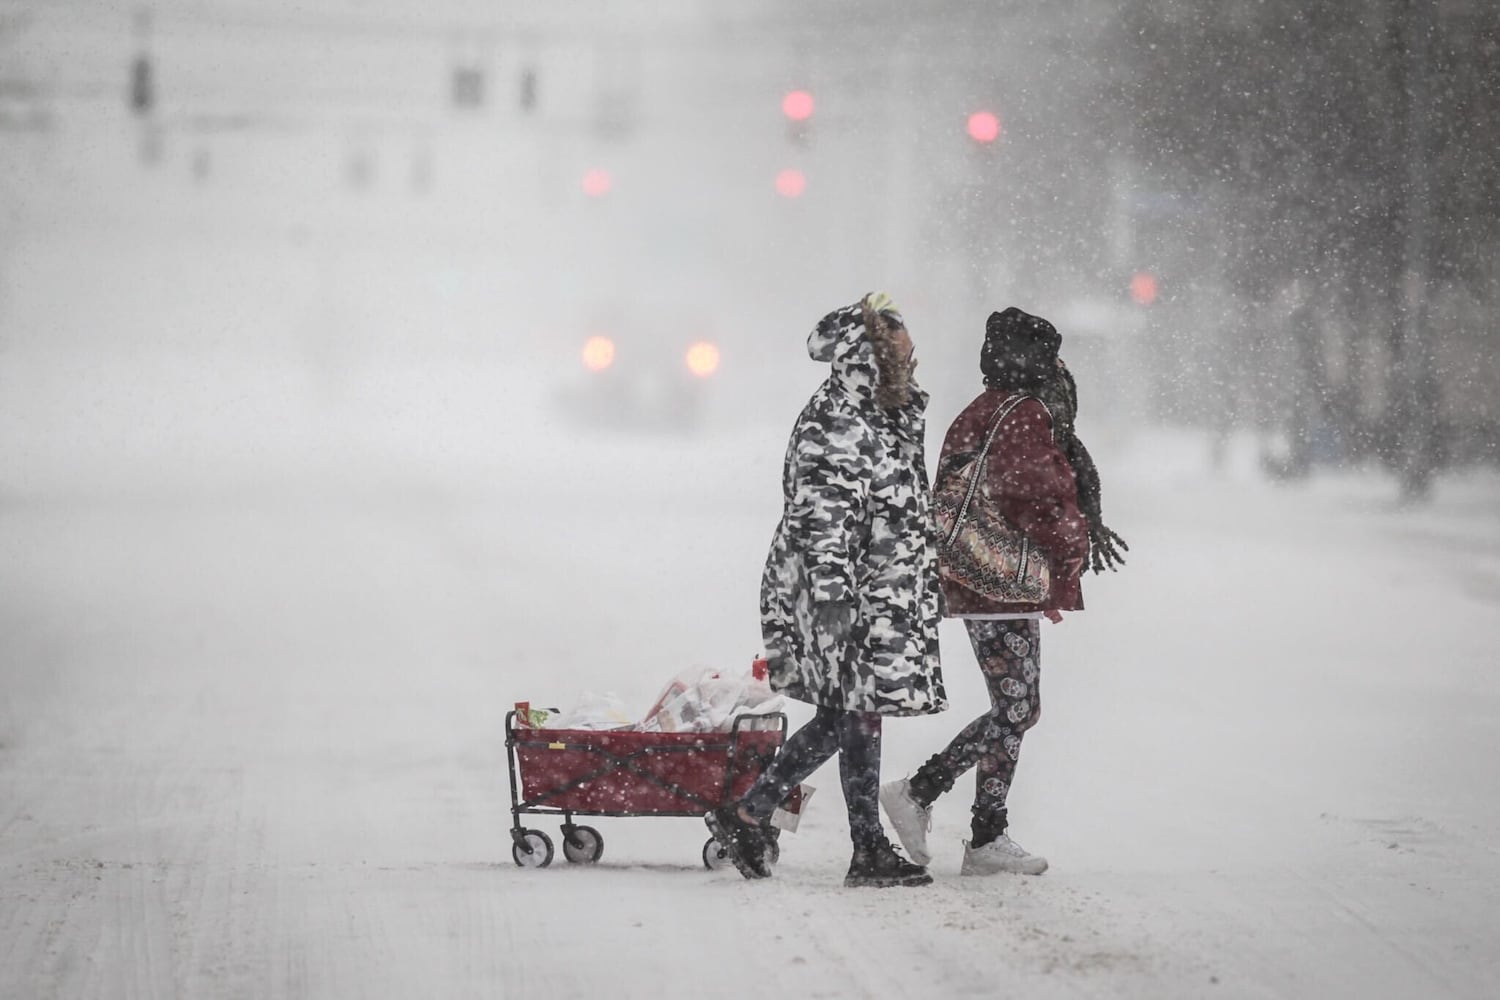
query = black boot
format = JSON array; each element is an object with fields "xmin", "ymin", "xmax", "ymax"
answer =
[
  {"xmin": 705, "ymin": 805, "xmax": 772, "ymax": 880},
  {"xmin": 844, "ymin": 835, "xmax": 933, "ymax": 888}
]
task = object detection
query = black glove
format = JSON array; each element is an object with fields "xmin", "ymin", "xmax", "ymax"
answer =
[
  {"xmin": 1088, "ymin": 521, "xmax": 1129, "ymax": 574},
  {"xmin": 813, "ymin": 601, "xmax": 856, "ymax": 643}
]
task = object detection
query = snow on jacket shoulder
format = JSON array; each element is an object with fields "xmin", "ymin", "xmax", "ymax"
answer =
[{"xmin": 938, "ymin": 390, "xmax": 1089, "ymax": 615}]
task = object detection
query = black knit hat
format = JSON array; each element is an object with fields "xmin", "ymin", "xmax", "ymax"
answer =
[{"xmin": 980, "ymin": 307, "xmax": 1062, "ymax": 389}]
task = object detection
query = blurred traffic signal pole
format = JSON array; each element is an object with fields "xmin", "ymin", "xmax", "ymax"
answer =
[
  {"xmin": 1389, "ymin": 0, "xmax": 1438, "ymax": 502},
  {"xmin": 961, "ymin": 105, "xmax": 1003, "ymax": 313},
  {"xmin": 519, "ymin": 67, "xmax": 537, "ymax": 114},
  {"xmin": 777, "ymin": 89, "xmax": 812, "ymax": 198},
  {"xmin": 129, "ymin": 8, "xmax": 154, "ymax": 116},
  {"xmin": 129, "ymin": 7, "xmax": 163, "ymax": 166},
  {"xmin": 129, "ymin": 53, "xmax": 153, "ymax": 116},
  {"xmin": 782, "ymin": 89, "xmax": 813, "ymax": 146}
]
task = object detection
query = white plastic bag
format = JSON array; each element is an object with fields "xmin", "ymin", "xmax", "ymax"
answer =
[
  {"xmin": 638, "ymin": 665, "xmax": 784, "ymax": 733},
  {"xmin": 637, "ymin": 666, "xmax": 716, "ymax": 733},
  {"xmin": 551, "ymin": 690, "xmax": 634, "ymax": 731}
]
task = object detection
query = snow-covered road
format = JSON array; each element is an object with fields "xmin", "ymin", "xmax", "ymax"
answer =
[{"xmin": 3, "ymin": 371, "xmax": 1499, "ymax": 999}]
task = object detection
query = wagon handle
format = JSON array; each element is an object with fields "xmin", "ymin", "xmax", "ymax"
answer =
[
  {"xmin": 726, "ymin": 710, "xmax": 785, "ymax": 757},
  {"xmin": 721, "ymin": 711, "xmax": 789, "ymax": 807}
]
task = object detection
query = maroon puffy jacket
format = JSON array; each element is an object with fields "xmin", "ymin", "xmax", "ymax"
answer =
[{"xmin": 937, "ymin": 390, "xmax": 1089, "ymax": 615}]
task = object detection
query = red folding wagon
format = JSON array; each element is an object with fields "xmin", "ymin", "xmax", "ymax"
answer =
[{"xmin": 504, "ymin": 708, "xmax": 789, "ymax": 869}]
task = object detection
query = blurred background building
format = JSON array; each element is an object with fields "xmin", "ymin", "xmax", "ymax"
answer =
[{"xmin": 2, "ymin": 0, "xmax": 1496, "ymax": 497}]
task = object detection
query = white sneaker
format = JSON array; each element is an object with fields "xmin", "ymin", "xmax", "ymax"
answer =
[
  {"xmin": 878, "ymin": 778, "xmax": 933, "ymax": 866},
  {"xmin": 960, "ymin": 834, "xmax": 1049, "ymax": 876}
]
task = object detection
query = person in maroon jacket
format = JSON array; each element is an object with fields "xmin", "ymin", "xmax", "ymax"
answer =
[{"xmin": 880, "ymin": 306, "xmax": 1104, "ymax": 876}]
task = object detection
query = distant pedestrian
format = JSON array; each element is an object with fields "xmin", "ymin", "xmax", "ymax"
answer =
[
  {"xmin": 706, "ymin": 292, "xmax": 947, "ymax": 888},
  {"xmin": 880, "ymin": 307, "xmax": 1126, "ymax": 876}
]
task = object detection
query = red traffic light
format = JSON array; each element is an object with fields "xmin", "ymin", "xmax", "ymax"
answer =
[
  {"xmin": 1130, "ymin": 272, "xmax": 1159, "ymax": 305},
  {"xmin": 775, "ymin": 169, "xmax": 806, "ymax": 198},
  {"xmin": 782, "ymin": 90, "xmax": 815, "ymax": 122},
  {"xmin": 967, "ymin": 111, "xmax": 1001, "ymax": 144},
  {"xmin": 581, "ymin": 169, "xmax": 613, "ymax": 198}
]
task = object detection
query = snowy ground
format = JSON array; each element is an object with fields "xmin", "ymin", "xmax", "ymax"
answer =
[{"xmin": 3, "ymin": 359, "xmax": 1500, "ymax": 999}]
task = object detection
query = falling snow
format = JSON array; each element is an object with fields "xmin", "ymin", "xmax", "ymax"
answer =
[{"xmin": 3, "ymin": 2, "xmax": 1499, "ymax": 998}]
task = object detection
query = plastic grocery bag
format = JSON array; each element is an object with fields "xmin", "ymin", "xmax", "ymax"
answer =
[
  {"xmin": 551, "ymin": 691, "xmax": 634, "ymax": 731},
  {"xmin": 638, "ymin": 664, "xmax": 784, "ymax": 733},
  {"xmin": 772, "ymin": 784, "xmax": 816, "ymax": 832}
]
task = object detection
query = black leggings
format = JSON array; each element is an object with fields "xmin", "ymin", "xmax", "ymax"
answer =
[{"xmin": 739, "ymin": 705, "xmax": 884, "ymax": 849}]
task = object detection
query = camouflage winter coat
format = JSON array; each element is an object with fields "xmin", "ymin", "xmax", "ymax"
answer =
[{"xmin": 760, "ymin": 300, "xmax": 948, "ymax": 717}]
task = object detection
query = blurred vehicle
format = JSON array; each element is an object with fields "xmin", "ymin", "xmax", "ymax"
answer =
[{"xmin": 553, "ymin": 305, "xmax": 724, "ymax": 433}]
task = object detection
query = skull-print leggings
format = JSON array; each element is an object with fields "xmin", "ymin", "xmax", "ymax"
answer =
[{"xmin": 907, "ymin": 618, "xmax": 1041, "ymax": 829}]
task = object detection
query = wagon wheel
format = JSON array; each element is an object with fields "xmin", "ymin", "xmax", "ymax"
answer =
[
  {"xmin": 511, "ymin": 829, "xmax": 554, "ymax": 868},
  {"xmin": 561, "ymin": 825, "xmax": 604, "ymax": 864},
  {"xmin": 702, "ymin": 837, "xmax": 732, "ymax": 871}
]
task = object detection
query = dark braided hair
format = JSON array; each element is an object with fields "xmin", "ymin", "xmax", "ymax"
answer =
[{"xmin": 1034, "ymin": 360, "xmax": 1128, "ymax": 574}]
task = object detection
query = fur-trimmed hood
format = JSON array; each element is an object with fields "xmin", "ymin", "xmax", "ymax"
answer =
[{"xmin": 806, "ymin": 294, "xmax": 924, "ymax": 413}]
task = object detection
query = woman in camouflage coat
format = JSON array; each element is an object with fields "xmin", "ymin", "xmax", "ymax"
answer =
[
  {"xmin": 706, "ymin": 292, "xmax": 947, "ymax": 888},
  {"xmin": 760, "ymin": 297, "xmax": 948, "ymax": 717}
]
